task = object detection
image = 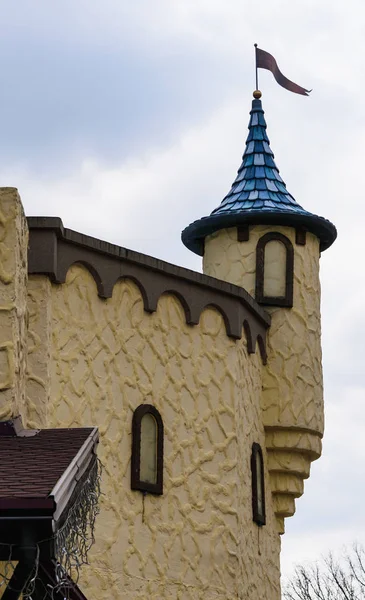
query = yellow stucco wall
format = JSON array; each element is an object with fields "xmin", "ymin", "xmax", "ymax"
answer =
[
  {"xmin": 0, "ymin": 188, "xmax": 28, "ymax": 421},
  {"xmin": 26, "ymin": 265, "xmax": 281, "ymax": 599},
  {"xmin": 26, "ymin": 276, "xmax": 52, "ymax": 428},
  {"xmin": 0, "ymin": 189, "xmax": 28, "ymax": 598},
  {"xmin": 204, "ymin": 225, "xmax": 324, "ymax": 530},
  {"xmin": 0, "ymin": 563, "xmax": 16, "ymax": 598},
  {"xmin": 204, "ymin": 224, "xmax": 323, "ymax": 430}
]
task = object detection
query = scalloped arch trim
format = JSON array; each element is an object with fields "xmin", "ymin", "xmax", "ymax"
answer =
[{"xmin": 27, "ymin": 218, "xmax": 270, "ymax": 364}]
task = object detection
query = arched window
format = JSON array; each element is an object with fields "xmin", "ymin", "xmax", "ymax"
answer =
[
  {"xmin": 131, "ymin": 404, "xmax": 164, "ymax": 495},
  {"xmin": 255, "ymin": 232, "xmax": 294, "ymax": 307},
  {"xmin": 251, "ymin": 443, "xmax": 266, "ymax": 526}
]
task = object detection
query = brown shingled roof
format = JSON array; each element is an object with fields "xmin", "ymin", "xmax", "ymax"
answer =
[{"xmin": 0, "ymin": 427, "xmax": 94, "ymax": 506}]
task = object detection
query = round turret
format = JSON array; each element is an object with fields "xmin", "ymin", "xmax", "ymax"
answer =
[{"xmin": 182, "ymin": 96, "xmax": 337, "ymax": 534}]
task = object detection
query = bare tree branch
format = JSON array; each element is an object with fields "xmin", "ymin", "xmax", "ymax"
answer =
[{"xmin": 283, "ymin": 545, "xmax": 365, "ymax": 600}]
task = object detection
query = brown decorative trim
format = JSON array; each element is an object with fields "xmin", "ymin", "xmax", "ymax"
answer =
[
  {"xmin": 27, "ymin": 218, "xmax": 270, "ymax": 362},
  {"xmin": 2, "ymin": 558, "xmax": 36, "ymax": 598},
  {"xmin": 251, "ymin": 442, "xmax": 266, "ymax": 526},
  {"xmin": 255, "ymin": 232, "xmax": 294, "ymax": 308},
  {"xmin": 131, "ymin": 404, "xmax": 163, "ymax": 495},
  {"xmin": 295, "ymin": 228, "xmax": 306, "ymax": 246},
  {"xmin": 0, "ymin": 497, "xmax": 55, "ymax": 511},
  {"xmin": 237, "ymin": 225, "xmax": 249, "ymax": 242},
  {"xmin": 256, "ymin": 335, "xmax": 267, "ymax": 365}
]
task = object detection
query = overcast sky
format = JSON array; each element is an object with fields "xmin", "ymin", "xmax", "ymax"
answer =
[{"xmin": 3, "ymin": 0, "xmax": 364, "ymax": 585}]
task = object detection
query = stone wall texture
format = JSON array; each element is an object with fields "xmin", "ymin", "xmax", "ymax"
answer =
[
  {"xmin": 26, "ymin": 265, "xmax": 281, "ymax": 600},
  {"xmin": 204, "ymin": 225, "xmax": 322, "ymax": 428},
  {"xmin": 26, "ymin": 275, "xmax": 52, "ymax": 428},
  {"xmin": 0, "ymin": 189, "xmax": 28, "ymax": 599},
  {"xmin": 204, "ymin": 225, "xmax": 324, "ymax": 531},
  {"xmin": 0, "ymin": 183, "xmax": 327, "ymax": 600},
  {"xmin": 0, "ymin": 188, "xmax": 28, "ymax": 421}
]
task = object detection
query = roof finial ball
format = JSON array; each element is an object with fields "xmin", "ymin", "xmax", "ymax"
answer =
[{"xmin": 253, "ymin": 90, "xmax": 262, "ymax": 99}]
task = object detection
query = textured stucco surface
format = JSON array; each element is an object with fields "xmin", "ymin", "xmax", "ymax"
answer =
[
  {"xmin": 0, "ymin": 182, "xmax": 328, "ymax": 598},
  {"xmin": 0, "ymin": 188, "xmax": 28, "ymax": 421},
  {"xmin": 204, "ymin": 225, "xmax": 323, "ymax": 430},
  {"xmin": 0, "ymin": 189, "xmax": 28, "ymax": 598},
  {"xmin": 204, "ymin": 225, "xmax": 324, "ymax": 530},
  {"xmin": 26, "ymin": 275, "xmax": 52, "ymax": 428},
  {"xmin": 25, "ymin": 264, "xmax": 281, "ymax": 599}
]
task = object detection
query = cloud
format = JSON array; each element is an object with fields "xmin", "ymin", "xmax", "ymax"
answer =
[
  {"xmin": 1, "ymin": 96, "xmax": 247, "ymax": 271},
  {"xmin": 2, "ymin": 0, "xmax": 362, "ymax": 173},
  {"xmin": 0, "ymin": 0, "xmax": 364, "ymax": 583},
  {"xmin": 281, "ymin": 387, "xmax": 365, "ymax": 579}
]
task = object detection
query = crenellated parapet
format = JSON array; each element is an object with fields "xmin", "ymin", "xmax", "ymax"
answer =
[{"xmin": 27, "ymin": 217, "xmax": 270, "ymax": 361}]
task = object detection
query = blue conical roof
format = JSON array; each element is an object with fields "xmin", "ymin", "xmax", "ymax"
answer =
[{"xmin": 182, "ymin": 98, "xmax": 336, "ymax": 255}]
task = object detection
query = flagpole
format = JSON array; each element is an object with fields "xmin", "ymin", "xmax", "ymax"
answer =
[{"xmin": 254, "ymin": 43, "xmax": 258, "ymax": 90}]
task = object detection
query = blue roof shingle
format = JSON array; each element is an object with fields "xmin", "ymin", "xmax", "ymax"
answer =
[
  {"xmin": 210, "ymin": 99, "xmax": 309, "ymax": 219},
  {"xmin": 182, "ymin": 97, "xmax": 336, "ymax": 256}
]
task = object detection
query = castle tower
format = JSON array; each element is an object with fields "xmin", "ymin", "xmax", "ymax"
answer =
[
  {"xmin": 182, "ymin": 93, "xmax": 336, "ymax": 534},
  {"xmin": 0, "ymin": 92, "xmax": 336, "ymax": 600}
]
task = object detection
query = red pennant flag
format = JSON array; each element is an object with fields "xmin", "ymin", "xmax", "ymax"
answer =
[{"xmin": 255, "ymin": 46, "xmax": 311, "ymax": 96}]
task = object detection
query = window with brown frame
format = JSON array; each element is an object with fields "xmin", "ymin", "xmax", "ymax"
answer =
[
  {"xmin": 255, "ymin": 232, "xmax": 294, "ymax": 307},
  {"xmin": 131, "ymin": 404, "xmax": 164, "ymax": 495},
  {"xmin": 251, "ymin": 442, "xmax": 266, "ymax": 526}
]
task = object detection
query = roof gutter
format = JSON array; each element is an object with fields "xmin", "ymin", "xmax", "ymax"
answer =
[{"xmin": 50, "ymin": 427, "xmax": 99, "ymax": 525}]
